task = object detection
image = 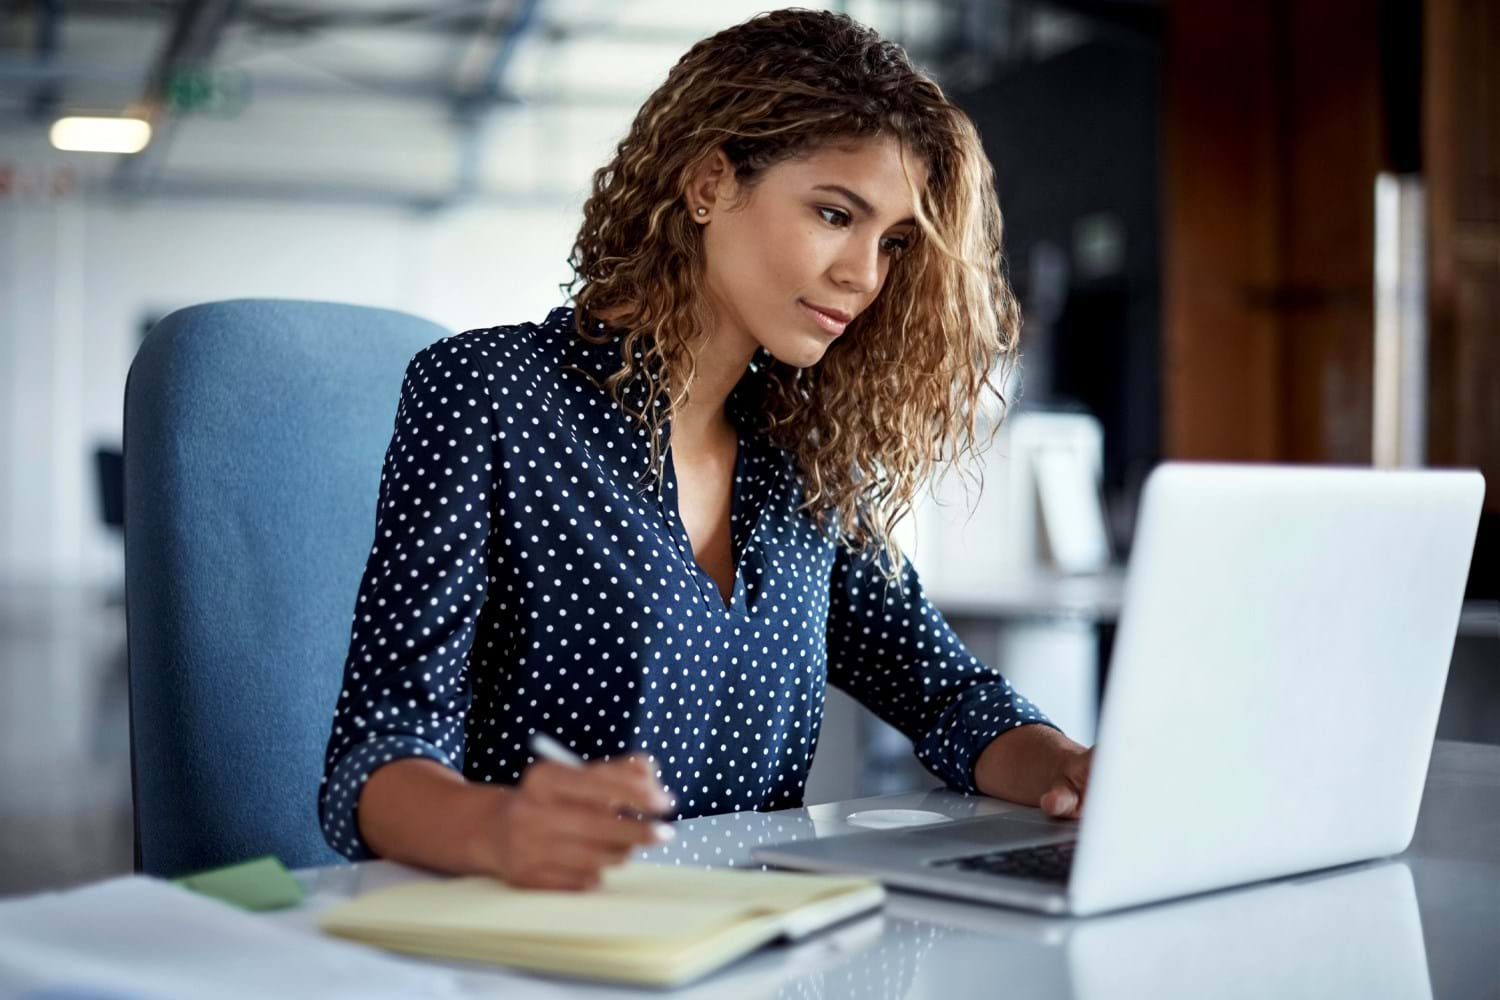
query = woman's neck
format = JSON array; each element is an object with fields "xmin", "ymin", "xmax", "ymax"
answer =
[{"xmin": 593, "ymin": 302, "xmax": 760, "ymax": 451}]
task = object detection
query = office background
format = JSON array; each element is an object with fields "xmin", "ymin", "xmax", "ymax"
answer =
[{"xmin": 0, "ymin": 0, "xmax": 1495, "ymax": 899}]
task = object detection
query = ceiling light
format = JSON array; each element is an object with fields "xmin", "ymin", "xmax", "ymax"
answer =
[{"xmin": 49, "ymin": 116, "xmax": 152, "ymax": 154}]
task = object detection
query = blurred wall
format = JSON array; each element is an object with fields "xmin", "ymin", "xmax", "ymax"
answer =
[{"xmin": 0, "ymin": 195, "xmax": 581, "ymax": 585}]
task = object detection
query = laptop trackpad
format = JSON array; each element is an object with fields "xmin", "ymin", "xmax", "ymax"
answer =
[{"xmin": 896, "ymin": 816, "xmax": 1072, "ymax": 856}]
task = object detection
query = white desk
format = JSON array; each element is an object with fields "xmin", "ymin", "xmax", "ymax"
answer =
[{"xmin": 264, "ymin": 739, "xmax": 1500, "ymax": 998}]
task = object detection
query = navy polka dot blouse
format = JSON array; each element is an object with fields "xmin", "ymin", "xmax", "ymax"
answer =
[{"xmin": 318, "ymin": 305, "xmax": 1060, "ymax": 860}]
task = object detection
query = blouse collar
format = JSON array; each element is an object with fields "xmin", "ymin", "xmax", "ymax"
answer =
[{"xmin": 548, "ymin": 304, "xmax": 770, "ymax": 436}]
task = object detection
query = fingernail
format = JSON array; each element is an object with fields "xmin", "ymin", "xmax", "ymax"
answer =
[{"xmin": 653, "ymin": 822, "xmax": 676, "ymax": 842}]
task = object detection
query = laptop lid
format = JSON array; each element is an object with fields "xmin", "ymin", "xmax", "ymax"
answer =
[{"xmin": 1068, "ymin": 463, "xmax": 1484, "ymax": 916}]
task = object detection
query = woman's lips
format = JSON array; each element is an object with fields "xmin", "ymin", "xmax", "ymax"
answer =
[{"xmin": 799, "ymin": 300, "xmax": 849, "ymax": 336}]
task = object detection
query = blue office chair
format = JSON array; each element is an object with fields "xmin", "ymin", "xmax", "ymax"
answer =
[{"xmin": 123, "ymin": 299, "xmax": 451, "ymax": 877}]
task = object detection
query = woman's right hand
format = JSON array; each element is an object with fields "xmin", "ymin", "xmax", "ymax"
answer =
[{"xmin": 470, "ymin": 753, "xmax": 677, "ymax": 891}]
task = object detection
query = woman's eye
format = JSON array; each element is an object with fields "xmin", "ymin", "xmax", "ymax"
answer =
[
  {"xmin": 817, "ymin": 206, "xmax": 851, "ymax": 227},
  {"xmin": 818, "ymin": 207, "xmax": 910, "ymax": 257}
]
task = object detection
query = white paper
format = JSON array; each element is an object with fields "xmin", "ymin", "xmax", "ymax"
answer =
[{"xmin": 0, "ymin": 875, "xmax": 461, "ymax": 1000}]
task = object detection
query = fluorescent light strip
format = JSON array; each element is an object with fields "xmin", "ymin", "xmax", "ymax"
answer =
[{"xmin": 49, "ymin": 116, "xmax": 152, "ymax": 154}]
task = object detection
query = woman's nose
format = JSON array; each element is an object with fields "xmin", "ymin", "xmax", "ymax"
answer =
[{"xmin": 830, "ymin": 238, "xmax": 881, "ymax": 294}]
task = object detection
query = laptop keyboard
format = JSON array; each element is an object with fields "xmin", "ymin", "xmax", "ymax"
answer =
[{"xmin": 931, "ymin": 840, "xmax": 1077, "ymax": 884}]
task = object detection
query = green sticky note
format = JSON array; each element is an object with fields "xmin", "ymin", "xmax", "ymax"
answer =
[{"xmin": 172, "ymin": 855, "xmax": 305, "ymax": 911}]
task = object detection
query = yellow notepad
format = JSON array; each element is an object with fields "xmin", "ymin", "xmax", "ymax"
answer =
[{"xmin": 317, "ymin": 863, "xmax": 885, "ymax": 988}]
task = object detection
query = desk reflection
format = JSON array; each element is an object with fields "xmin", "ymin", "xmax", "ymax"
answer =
[
  {"xmin": 888, "ymin": 859, "xmax": 1429, "ymax": 1000},
  {"xmin": 637, "ymin": 806, "xmax": 1429, "ymax": 999}
]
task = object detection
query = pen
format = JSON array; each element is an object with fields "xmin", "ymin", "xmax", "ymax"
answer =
[
  {"xmin": 528, "ymin": 732, "xmax": 588, "ymax": 769},
  {"xmin": 529, "ymin": 733, "xmax": 677, "ymax": 839}
]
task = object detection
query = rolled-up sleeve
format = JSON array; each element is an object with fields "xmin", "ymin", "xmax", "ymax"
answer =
[
  {"xmin": 824, "ymin": 543, "xmax": 1061, "ymax": 794},
  {"xmin": 318, "ymin": 336, "xmax": 497, "ymax": 860}
]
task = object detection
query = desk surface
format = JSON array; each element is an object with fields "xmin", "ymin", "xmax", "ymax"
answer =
[{"xmin": 273, "ymin": 740, "xmax": 1500, "ymax": 998}]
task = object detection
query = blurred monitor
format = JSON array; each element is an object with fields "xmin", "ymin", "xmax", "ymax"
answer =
[{"xmin": 95, "ymin": 446, "xmax": 124, "ymax": 531}]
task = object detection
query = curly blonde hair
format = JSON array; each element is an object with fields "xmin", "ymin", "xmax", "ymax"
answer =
[{"xmin": 565, "ymin": 7, "xmax": 1019, "ymax": 582}]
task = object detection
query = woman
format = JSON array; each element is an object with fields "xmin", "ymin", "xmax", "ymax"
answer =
[{"xmin": 319, "ymin": 8, "xmax": 1093, "ymax": 891}]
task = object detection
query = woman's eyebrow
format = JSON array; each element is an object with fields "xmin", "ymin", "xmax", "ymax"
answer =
[{"xmin": 811, "ymin": 184, "xmax": 916, "ymax": 226}]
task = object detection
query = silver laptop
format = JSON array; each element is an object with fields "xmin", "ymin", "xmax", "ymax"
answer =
[{"xmin": 754, "ymin": 463, "xmax": 1485, "ymax": 917}]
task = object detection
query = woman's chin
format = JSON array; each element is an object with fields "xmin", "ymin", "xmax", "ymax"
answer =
[{"xmin": 762, "ymin": 336, "xmax": 832, "ymax": 370}]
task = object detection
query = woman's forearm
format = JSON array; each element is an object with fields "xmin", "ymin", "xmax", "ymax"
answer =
[{"xmin": 357, "ymin": 757, "xmax": 508, "ymax": 874}]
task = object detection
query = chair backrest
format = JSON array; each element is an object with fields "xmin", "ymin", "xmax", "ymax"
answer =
[{"xmin": 124, "ymin": 298, "xmax": 450, "ymax": 877}]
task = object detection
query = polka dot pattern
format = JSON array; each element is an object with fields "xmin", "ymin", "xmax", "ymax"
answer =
[{"xmin": 318, "ymin": 306, "xmax": 1060, "ymax": 860}]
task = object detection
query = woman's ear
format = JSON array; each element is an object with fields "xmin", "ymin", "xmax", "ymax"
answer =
[{"xmin": 685, "ymin": 147, "xmax": 735, "ymax": 220}]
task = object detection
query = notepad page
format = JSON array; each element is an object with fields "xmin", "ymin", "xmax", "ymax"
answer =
[
  {"xmin": 317, "ymin": 863, "xmax": 876, "ymax": 945},
  {"xmin": 328, "ymin": 916, "xmax": 791, "ymax": 989},
  {"xmin": 602, "ymin": 863, "xmax": 874, "ymax": 909},
  {"xmin": 316, "ymin": 863, "xmax": 884, "ymax": 989},
  {"xmin": 321, "ymin": 879, "xmax": 756, "ymax": 942}
]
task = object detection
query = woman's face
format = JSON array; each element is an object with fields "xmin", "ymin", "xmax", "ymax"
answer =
[{"xmin": 692, "ymin": 134, "xmax": 926, "ymax": 369}]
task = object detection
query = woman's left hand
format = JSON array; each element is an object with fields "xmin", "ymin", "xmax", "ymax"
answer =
[
  {"xmin": 1039, "ymin": 744, "xmax": 1093, "ymax": 820},
  {"xmin": 974, "ymin": 725, "xmax": 1094, "ymax": 820}
]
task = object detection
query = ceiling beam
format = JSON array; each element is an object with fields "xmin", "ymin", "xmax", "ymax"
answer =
[
  {"xmin": 23, "ymin": 0, "xmax": 712, "ymax": 44},
  {"xmin": 0, "ymin": 56, "xmax": 639, "ymax": 107},
  {"xmin": 439, "ymin": 0, "xmax": 542, "ymax": 211},
  {"xmin": 109, "ymin": 0, "xmax": 240, "ymax": 197},
  {"xmin": 26, "ymin": 0, "xmax": 64, "ymax": 122}
]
